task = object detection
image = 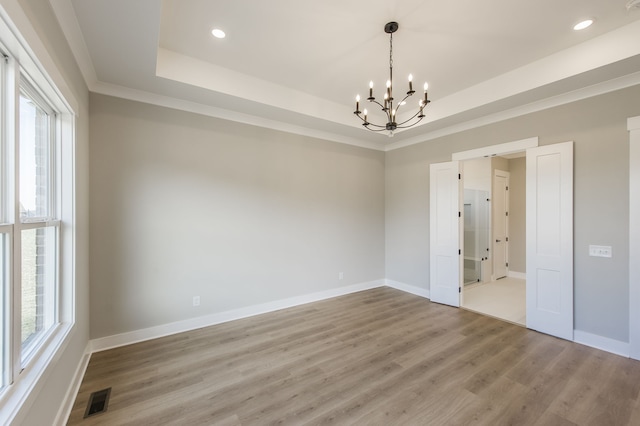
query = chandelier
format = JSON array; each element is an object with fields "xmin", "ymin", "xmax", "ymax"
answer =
[{"xmin": 353, "ymin": 22, "xmax": 430, "ymax": 137}]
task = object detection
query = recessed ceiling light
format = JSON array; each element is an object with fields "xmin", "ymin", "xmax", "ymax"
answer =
[
  {"xmin": 573, "ymin": 19, "xmax": 594, "ymax": 31},
  {"xmin": 211, "ymin": 28, "xmax": 226, "ymax": 39}
]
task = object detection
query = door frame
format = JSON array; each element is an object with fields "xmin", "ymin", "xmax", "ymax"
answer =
[
  {"xmin": 445, "ymin": 137, "xmax": 574, "ymax": 339},
  {"xmin": 449, "ymin": 138, "xmax": 536, "ymax": 310}
]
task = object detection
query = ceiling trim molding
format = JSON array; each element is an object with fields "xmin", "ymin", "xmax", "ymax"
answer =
[
  {"xmin": 47, "ymin": 1, "xmax": 640, "ymax": 153},
  {"xmin": 91, "ymin": 81, "xmax": 385, "ymax": 151},
  {"xmin": 92, "ymin": 69, "xmax": 640, "ymax": 154},
  {"xmin": 49, "ymin": 0, "xmax": 97, "ymax": 88},
  {"xmin": 156, "ymin": 48, "xmax": 356, "ymax": 130},
  {"xmin": 384, "ymin": 71, "xmax": 640, "ymax": 152}
]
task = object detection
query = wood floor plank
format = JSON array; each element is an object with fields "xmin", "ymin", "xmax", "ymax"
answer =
[{"xmin": 67, "ymin": 287, "xmax": 640, "ymax": 425}]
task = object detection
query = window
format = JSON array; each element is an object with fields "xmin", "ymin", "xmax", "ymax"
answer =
[
  {"xmin": 0, "ymin": 49, "xmax": 73, "ymax": 398},
  {"xmin": 1, "ymin": 75, "xmax": 62, "ymax": 387},
  {"xmin": 0, "ymin": 4, "xmax": 76, "ymax": 422},
  {"xmin": 18, "ymin": 86, "xmax": 59, "ymax": 363}
]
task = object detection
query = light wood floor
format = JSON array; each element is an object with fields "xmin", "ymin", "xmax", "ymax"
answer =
[{"xmin": 68, "ymin": 287, "xmax": 640, "ymax": 425}]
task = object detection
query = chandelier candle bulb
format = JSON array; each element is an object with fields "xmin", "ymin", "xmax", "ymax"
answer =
[
  {"xmin": 369, "ymin": 81, "xmax": 374, "ymax": 99},
  {"xmin": 355, "ymin": 95, "xmax": 360, "ymax": 113},
  {"xmin": 408, "ymin": 74, "xmax": 413, "ymax": 92}
]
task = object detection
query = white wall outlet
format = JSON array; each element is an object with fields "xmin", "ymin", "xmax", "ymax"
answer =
[
  {"xmin": 192, "ymin": 296, "xmax": 201, "ymax": 306},
  {"xmin": 589, "ymin": 245, "xmax": 612, "ymax": 258},
  {"xmin": 338, "ymin": 272, "xmax": 344, "ymax": 280}
]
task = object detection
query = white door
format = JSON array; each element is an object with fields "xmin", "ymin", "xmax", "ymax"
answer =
[
  {"xmin": 430, "ymin": 161, "xmax": 461, "ymax": 307},
  {"xmin": 526, "ymin": 142, "xmax": 573, "ymax": 340},
  {"xmin": 493, "ymin": 170, "xmax": 510, "ymax": 279}
]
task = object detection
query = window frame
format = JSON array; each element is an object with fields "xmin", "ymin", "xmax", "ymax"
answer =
[
  {"xmin": 0, "ymin": 37, "xmax": 76, "ymax": 412},
  {"xmin": 15, "ymin": 78, "xmax": 60, "ymax": 366}
]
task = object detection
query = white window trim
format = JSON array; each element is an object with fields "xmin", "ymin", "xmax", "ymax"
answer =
[{"xmin": 0, "ymin": 1, "xmax": 77, "ymax": 424}]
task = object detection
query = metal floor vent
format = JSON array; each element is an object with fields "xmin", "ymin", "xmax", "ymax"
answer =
[{"xmin": 84, "ymin": 387, "xmax": 111, "ymax": 418}]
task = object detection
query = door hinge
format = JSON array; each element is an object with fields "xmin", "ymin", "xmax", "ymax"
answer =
[
  {"xmin": 458, "ymin": 249, "xmax": 461, "ymax": 255},
  {"xmin": 506, "ymin": 211, "xmax": 509, "ymax": 216},
  {"xmin": 458, "ymin": 173, "xmax": 461, "ymax": 180},
  {"xmin": 458, "ymin": 211, "xmax": 461, "ymax": 218},
  {"xmin": 506, "ymin": 237, "xmax": 509, "ymax": 242},
  {"xmin": 506, "ymin": 262, "xmax": 509, "ymax": 267},
  {"xmin": 459, "ymin": 287, "xmax": 461, "ymax": 293},
  {"xmin": 506, "ymin": 186, "xmax": 509, "ymax": 190}
]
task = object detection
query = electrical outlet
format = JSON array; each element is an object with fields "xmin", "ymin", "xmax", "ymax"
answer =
[
  {"xmin": 192, "ymin": 296, "xmax": 200, "ymax": 306},
  {"xmin": 589, "ymin": 245, "xmax": 612, "ymax": 258},
  {"xmin": 339, "ymin": 272, "xmax": 344, "ymax": 280}
]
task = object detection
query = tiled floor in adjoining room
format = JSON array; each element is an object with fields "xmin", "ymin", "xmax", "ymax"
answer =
[{"xmin": 462, "ymin": 277, "xmax": 526, "ymax": 325}]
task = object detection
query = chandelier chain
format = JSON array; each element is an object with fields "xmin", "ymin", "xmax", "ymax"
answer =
[{"xmin": 389, "ymin": 32, "xmax": 393, "ymax": 75}]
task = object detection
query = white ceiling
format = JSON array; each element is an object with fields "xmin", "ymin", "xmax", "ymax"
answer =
[{"xmin": 51, "ymin": 0, "xmax": 640, "ymax": 150}]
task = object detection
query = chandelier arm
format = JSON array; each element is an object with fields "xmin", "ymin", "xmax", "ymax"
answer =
[
  {"xmin": 393, "ymin": 93, "xmax": 415, "ymax": 116},
  {"xmin": 364, "ymin": 126, "xmax": 390, "ymax": 132},
  {"xmin": 355, "ymin": 108, "xmax": 391, "ymax": 129},
  {"xmin": 395, "ymin": 109, "xmax": 425, "ymax": 127},
  {"xmin": 395, "ymin": 116, "xmax": 425, "ymax": 129},
  {"xmin": 362, "ymin": 121, "xmax": 388, "ymax": 129},
  {"xmin": 354, "ymin": 113, "xmax": 386, "ymax": 128},
  {"xmin": 368, "ymin": 99, "xmax": 388, "ymax": 112}
]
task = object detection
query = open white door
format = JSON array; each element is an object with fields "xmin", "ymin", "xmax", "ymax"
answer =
[
  {"xmin": 430, "ymin": 161, "xmax": 461, "ymax": 307},
  {"xmin": 526, "ymin": 142, "xmax": 573, "ymax": 340}
]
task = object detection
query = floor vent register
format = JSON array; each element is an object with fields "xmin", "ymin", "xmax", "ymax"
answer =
[{"xmin": 84, "ymin": 387, "xmax": 111, "ymax": 418}]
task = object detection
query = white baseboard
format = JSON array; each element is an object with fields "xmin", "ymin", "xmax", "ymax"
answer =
[
  {"xmin": 385, "ymin": 279, "xmax": 430, "ymax": 299},
  {"xmin": 90, "ymin": 279, "xmax": 385, "ymax": 353},
  {"xmin": 89, "ymin": 279, "xmax": 633, "ymax": 361},
  {"xmin": 574, "ymin": 330, "xmax": 630, "ymax": 357},
  {"xmin": 508, "ymin": 271, "xmax": 526, "ymax": 280},
  {"xmin": 54, "ymin": 345, "xmax": 92, "ymax": 426}
]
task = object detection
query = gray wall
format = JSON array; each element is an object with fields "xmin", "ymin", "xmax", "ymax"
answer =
[
  {"xmin": 13, "ymin": 0, "xmax": 90, "ymax": 424},
  {"xmin": 386, "ymin": 84, "xmax": 640, "ymax": 343},
  {"xmin": 89, "ymin": 94, "xmax": 386, "ymax": 339}
]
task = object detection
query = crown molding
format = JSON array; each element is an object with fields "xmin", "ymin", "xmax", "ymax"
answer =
[
  {"xmin": 48, "ymin": 0, "xmax": 640, "ymax": 153},
  {"xmin": 384, "ymin": 71, "xmax": 640, "ymax": 152},
  {"xmin": 92, "ymin": 81, "xmax": 385, "ymax": 151},
  {"xmin": 49, "ymin": 0, "xmax": 97, "ymax": 88}
]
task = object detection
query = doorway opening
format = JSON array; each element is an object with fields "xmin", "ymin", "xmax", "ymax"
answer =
[
  {"xmin": 429, "ymin": 137, "xmax": 574, "ymax": 340},
  {"xmin": 460, "ymin": 154, "xmax": 526, "ymax": 326}
]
